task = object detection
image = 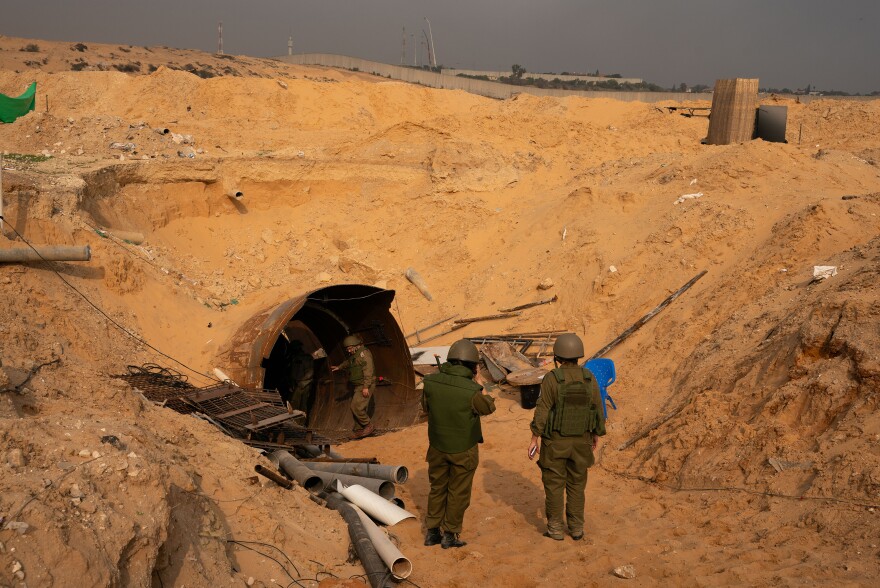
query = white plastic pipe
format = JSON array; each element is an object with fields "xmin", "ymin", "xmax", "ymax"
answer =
[
  {"xmin": 227, "ymin": 189, "xmax": 244, "ymax": 201},
  {"xmin": 351, "ymin": 504, "xmax": 413, "ymax": 580},
  {"xmin": 336, "ymin": 481, "xmax": 415, "ymax": 526}
]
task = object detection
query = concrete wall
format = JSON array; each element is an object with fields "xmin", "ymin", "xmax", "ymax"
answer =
[
  {"xmin": 278, "ymin": 53, "xmax": 878, "ymax": 105},
  {"xmin": 441, "ymin": 68, "xmax": 643, "ymax": 85}
]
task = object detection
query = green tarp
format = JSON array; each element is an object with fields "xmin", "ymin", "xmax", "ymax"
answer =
[{"xmin": 0, "ymin": 82, "xmax": 37, "ymax": 123}]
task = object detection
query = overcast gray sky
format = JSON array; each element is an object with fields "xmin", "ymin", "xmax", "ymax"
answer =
[{"xmin": 2, "ymin": 1, "xmax": 878, "ymax": 93}]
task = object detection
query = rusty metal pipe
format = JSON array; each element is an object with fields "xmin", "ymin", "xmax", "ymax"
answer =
[
  {"xmin": 255, "ymin": 464, "xmax": 293, "ymax": 489},
  {"xmin": 0, "ymin": 245, "xmax": 91, "ymax": 263}
]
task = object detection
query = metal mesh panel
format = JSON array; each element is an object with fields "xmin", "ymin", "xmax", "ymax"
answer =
[{"xmin": 116, "ymin": 365, "xmax": 330, "ymax": 447}]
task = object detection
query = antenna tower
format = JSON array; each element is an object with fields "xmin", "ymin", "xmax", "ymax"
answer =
[
  {"xmin": 401, "ymin": 27, "xmax": 406, "ymax": 65},
  {"xmin": 218, "ymin": 21, "xmax": 224, "ymax": 55}
]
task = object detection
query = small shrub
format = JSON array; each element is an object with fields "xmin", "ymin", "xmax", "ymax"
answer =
[
  {"xmin": 21, "ymin": 43, "xmax": 40, "ymax": 53},
  {"xmin": 4, "ymin": 153, "xmax": 52, "ymax": 163},
  {"xmin": 71, "ymin": 43, "xmax": 88, "ymax": 52},
  {"xmin": 70, "ymin": 60, "xmax": 88, "ymax": 71},
  {"xmin": 113, "ymin": 62, "xmax": 141, "ymax": 73}
]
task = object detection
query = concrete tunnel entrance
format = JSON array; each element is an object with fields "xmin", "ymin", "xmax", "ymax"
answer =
[{"xmin": 215, "ymin": 285, "xmax": 419, "ymax": 441}]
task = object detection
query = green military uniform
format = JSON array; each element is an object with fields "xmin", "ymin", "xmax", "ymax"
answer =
[
  {"xmin": 287, "ymin": 344, "xmax": 314, "ymax": 413},
  {"xmin": 339, "ymin": 345, "xmax": 375, "ymax": 430},
  {"xmin": 422, "ymin": 363, "xmax": 496, "ymax": 535},
  {"xmin": 530, "ymin": 364, "xmax": 606, "ymax": 537}
]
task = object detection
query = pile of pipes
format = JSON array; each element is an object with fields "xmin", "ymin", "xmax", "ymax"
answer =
[{"xmin": 257, "ymin": 448, "xmax": 414, "ymax": 588}]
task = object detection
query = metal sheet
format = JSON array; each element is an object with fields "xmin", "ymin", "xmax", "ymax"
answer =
[{"xmin": 756, "ymin": 105, "xmax": 788, "ymax": 143}]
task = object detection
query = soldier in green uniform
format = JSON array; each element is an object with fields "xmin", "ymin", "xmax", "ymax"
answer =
[
  {"xmin": 331, "ymin": 334, "xmax": 376, "ymax": 439},
  {"xmin": 286, "ymin": 340, "xmax": 314, "ymax": 414},
  {"xmin": 527, "ymin": 333, "xmax": 606, "ymax": 541},
  {"xmin": 422, "ymin": 339, "xmax": 496, "ymax": 549}
]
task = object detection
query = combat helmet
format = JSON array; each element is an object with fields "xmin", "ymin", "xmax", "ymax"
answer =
[
  {"xmin": 447, "ymin": 339, "xmax": 480, "ymax": 364},
  {"xmin": 342, "ymin": 334, "xmax": 363, "ymax": 347},
  {"xmin": 553, "ymin": 333, "xmax": 584, "ymax": 360}
]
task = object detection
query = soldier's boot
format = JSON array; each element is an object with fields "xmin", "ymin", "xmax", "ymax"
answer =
[
  {"xmin": 353, "ymin": 423, "xmax": 375, "ymax": 439},
  {"xmin": 424, "ymin": 528, "xmax": 442, "ymax": 546},
  {"xmin": 543, "ymin": 522, "xmax": 565, "ymax": 541},
  {"xmin": 441, "ymin": 531, "xmax": 466, "ymax": 549},
  {"xmin": 570, "ymin": 529, "xmax": 584, "ymax": 541}
]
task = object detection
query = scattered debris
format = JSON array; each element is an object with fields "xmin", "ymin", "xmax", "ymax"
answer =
[
  {"xmin": 674, "ymin": 192, "xmax": 704, "ymax": 204},
  {"xmin": 108, "ymin": 141, "xmax": 136, "ymax": 151},
  {"xmin": 453, "ymin": 312, "xmax": 521, "ymax": 325},
  {"xmin": 6, "ymin": 448, "xmax": 26, "ymax": 468},
  {"xmin": 405, "ymin": 314, "xmax": 459, "ymax": 344},
  {"xmin": 537, "ymin": 278, "xmax": 554, "ymax": 290},
  {"xmin": 479, "ymin": 341, "xmax": 534, "ymax": 373},
  {"xmin": 812, "ymin": 265, "xmax": 838, "ymax": 281},
  {"xmin": 404, "ymin": 267, "xmax": 433, "ymax": 301},
  {"xmin": 590, "ymin": 270, "xmax": 707, "ymax": 361},
  {"xmin": 768, "ymin": 457, "xmax": 814, "ymax": 473},
  {"xmin": 170, "ymin": 132, "xmax": 193, "ymax": 144},
  {"xmin": 498, "ymin": 295, "xmax": 558, "ymax": 313},
  {"xmin": 613, "ymin": 565, "xmax": 637, "ymax": 579}
]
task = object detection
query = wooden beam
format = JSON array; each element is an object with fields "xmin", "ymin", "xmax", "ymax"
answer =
[{"xmin": 588, "ymin": 270, "xmax": 707, "ymax": 360}]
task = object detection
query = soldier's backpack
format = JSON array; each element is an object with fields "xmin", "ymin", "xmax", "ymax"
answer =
[{"xmin": 547, "ymin": 368, "xmax": 599, "ymax": 436}]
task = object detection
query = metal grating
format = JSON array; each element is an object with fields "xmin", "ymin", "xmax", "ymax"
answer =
[{"xmin": 116, "ymin": 364, "xmax": 330, "ymax": 447}]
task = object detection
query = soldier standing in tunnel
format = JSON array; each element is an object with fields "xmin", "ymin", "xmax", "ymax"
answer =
[
  {"xmin": 422, "ymin": 339, "xmax": 496, "ymax": 549},
  {"xmin": 527, "ymin": 333, "xmax": 606, "ymax": 541},
  {"xmin": 286, "ymin": 340, "xmax": 314, "ymax": 416},
  {"xmin": 331, "ymin": 334, "xmax": 375, "ymax": 439}
]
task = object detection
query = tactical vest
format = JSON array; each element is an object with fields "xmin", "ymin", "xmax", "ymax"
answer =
[
  {"xmin": 424, "ymin": 365, "xmax": 484, "ymax": 454},
  {"xmin": 348, "ymin": 349, "xmax": 369, "ymax": 384},
  {"xmin": 547, "ymin": 367, "xmax": 598, "ymax": 437}
]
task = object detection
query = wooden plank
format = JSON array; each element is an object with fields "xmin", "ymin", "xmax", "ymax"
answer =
[{"xmin": 588, "ymin": 270, "xmax": 707, "ymax": 360}]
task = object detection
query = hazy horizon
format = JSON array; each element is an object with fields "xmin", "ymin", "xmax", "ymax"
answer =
[{"xmin": 2, "ymin": 1, "xmax": 878, "ymax": 94}]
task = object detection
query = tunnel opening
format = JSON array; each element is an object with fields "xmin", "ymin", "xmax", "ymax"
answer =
[{"xmin": 217, "ymin": 284, "xmax": 419, "ymax": 442}]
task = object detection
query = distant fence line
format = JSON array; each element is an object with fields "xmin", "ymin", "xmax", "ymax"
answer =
[{"xmin": 278, "ymin": 53, "xmax": 877, "ymax": 104}]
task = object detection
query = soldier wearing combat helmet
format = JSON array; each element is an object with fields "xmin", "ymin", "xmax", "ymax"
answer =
[
  {"xmin": 527, "ymin": 333, "xmax": 606, "ymax": 541},
  {"xmin": 422, "ymin": 339, "xmax": 496, "ymax": 549},
  {"xmin": 331, "ymin": 334, "xmax": 376, "ymax": 439}
]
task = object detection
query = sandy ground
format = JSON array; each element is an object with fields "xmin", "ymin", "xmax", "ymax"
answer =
[{"xmin": 1, "ymin": 35, "xmax": 879, "ymax": 587}]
